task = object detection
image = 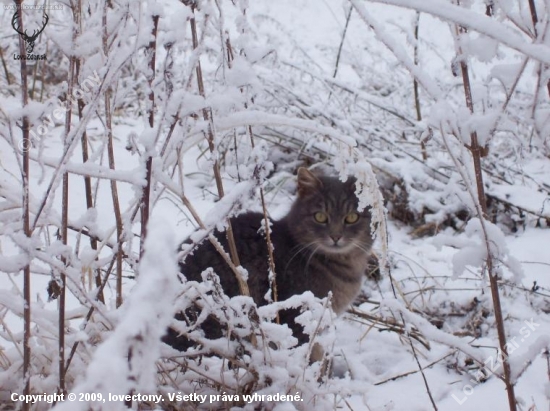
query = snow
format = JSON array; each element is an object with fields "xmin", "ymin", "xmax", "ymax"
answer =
[
  {"xmin": 370, "ymin": 0, "xmax": 550, "ymax": 64},
  {"xmin": 51, "ymin": 216, "xmax": 179, "ymax": 411},
  {"xmin": 1, "ymin": 0, "xmax": 550, "ymax": 410}
]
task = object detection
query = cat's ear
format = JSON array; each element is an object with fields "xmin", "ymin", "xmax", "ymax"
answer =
[{"xmin": 297, "ymin": 167, "xmax": 323, "ymax": 196}]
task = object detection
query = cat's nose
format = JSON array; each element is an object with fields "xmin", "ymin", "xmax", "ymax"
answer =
[{"xmin": 331, "ymin": 235, "xmax": 342, "ymax": 244}]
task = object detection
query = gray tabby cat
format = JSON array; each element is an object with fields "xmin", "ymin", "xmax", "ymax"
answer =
[{"xmin": 163, "ymin": 167, "xmax": 374, "ymax": 351}]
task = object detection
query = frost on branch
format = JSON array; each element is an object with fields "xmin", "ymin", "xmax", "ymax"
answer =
[
  {"xmin": 435, "ymin": 217, "xmax": 524, "ymax": 283},
  {"xmin": 52, "ymin": 217, "xmax": 179, "ymax": 411},
  {"xmin": 163, "ymin": 270, "xmax": 337, "ymax": 410}
]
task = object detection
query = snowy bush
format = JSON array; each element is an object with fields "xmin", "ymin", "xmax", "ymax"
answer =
[{"xmin": 1, "ymin": 0, "xmax": 549, "ymax": 410}]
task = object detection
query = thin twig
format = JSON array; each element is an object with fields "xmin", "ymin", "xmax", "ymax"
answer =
[
  {"xmin": 102, "ymin": 2, "xmax": 124, "ymax": 308},
  {"xmin": 452, "ymin": 6, "xmax": 517, "ymax": 409},
  {"xmin": 526, "ymin": 0, "xmax": 550, "ymax": 99},
  {"xmin": 348, "ymin": 307, "xmax": 430, "ymax": 350},
  {"xmin": 14, "ymin": 1, "xmax": 32, "ymax": 407},
  {"xmin": 65, "ymin": 256, "xmax": 117, "ymax": 372},
  {"xmin": 413, "ymin": 11, "xmax": 428, "ymax": 161},
  {"xmin": 75, "ymin": 61, "xmax": 104, "ymax": 303},
  {"xmin": 0, "ymin": 46, "xmax": 12, "ymax": 86},
  {"xmin": 333, "ymin": 6, "xmax": 353, "ymax": 78},
  {"xmin": 187, "ymin": 1, "xmax": 250, "ymax": 297},
  {"xmin": 375, "ymin": 352, "xmax": 455, "ymax": 385},
  {"xmin": 140, "ymin": 14, "xmax": 159, "ymax": 258},
  {"xmin": 74, "ymin": 0, "xmax": 103, "ymax": 302},
  {"xmin": 225, "ymin": 31, "xmax": 279, "ymax": 321},
  {"xmin": 402, "ymin": 313, "xmax": 438, "ymax": 410},
  {"xmin": 59, "ymin": 48, "xmax": 76, "ymax": 399}
]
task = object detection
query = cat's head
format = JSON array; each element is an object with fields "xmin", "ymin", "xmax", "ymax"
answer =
[{"xmin": 286, "ymin": 168, "xmax": 373, "ymax": 256}]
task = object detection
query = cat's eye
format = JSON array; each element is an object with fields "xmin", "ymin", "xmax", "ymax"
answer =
[
  {"xmin": 345, "ymin": 212, "xmax": 359, "ymax": 224},
  {"xmin": 314, "ymin": 212, "xmax": 328, "ymax": 223}
]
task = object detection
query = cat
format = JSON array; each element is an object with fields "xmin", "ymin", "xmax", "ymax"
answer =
[{"xmin": 163, "ymin": 167, "xmax": 375, "ymax": 354}]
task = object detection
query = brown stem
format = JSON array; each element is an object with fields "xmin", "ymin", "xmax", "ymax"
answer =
[
  {"xmin": 0, "ymin": 46, "xmax": 11, "ymax": 86},
  {"xmin": 74, "ymin": 0, "xmax": 103, "ymax": 302},
  {"xmin": 75, "ymin": 61, "xmax": 104, "ymax": 303},
  {"xmin": 103, "ymin": 1, "xmax": 124, "ymax": 308},
  {"xmin": 248, "ymin": 125, "xmax": 279, "ymax": 322},
  {"xmin": 188, "ymin": 3, "xmax": 249, "ymax": 296},
  {"xmin": 140, "ymin": 15, "xmax": 159, "ymax": 258},
  {"xmin": 65, "ymin": 195, "xmax": 148, "ymax": 375},
  {"xmin": 527, "ymin": 0, "xmax": 538, "ymax": 36},
  {"xmin": 29, "ymin": 59, "xmax": 37, "ymax": 100},
  {"xmin": 39, "ymin": 40, "xmax": 48, "ymax": 102},
  {"xmin": 413, "ymin": 12, "xmax": 422, "ymax": 122},
  {"xmin": 58, "ymin": 2, "xmax": 82, "ymax": 391},
  {"xmin": 459, "ymin": 61, "xmax": 488, "ymax": 210},
  {"xmin": 65, "ymin": 254, "xmax": 118, "ymax": 372},
  {"xmin": 333, "ymin": 6, "xmax": 353, "ymax": 78},
  {"xmin": 59, "ymin": 55, "xmax": 75, "ymax": 395},
  {"xmin": 413, "ymin": 11, "xmax": 427, "ymax": 161},
  {"xmin": 402, "ymin": 312, "xmax": 438, "ymax": 410},
  {"xmin": 14, "ymin": 2, "xmax": 31, "ymax": 408},
  {"xmin": 260, "ymin": 185, "xmax": 279, "ymax": 323},
  {"xmin": 226, "ymin": 30, "xmax": 280, "ymax": 321},
  {"xmin": 526, "ymin": 0, "xmax": 550, "ymax": 99},
  {"xmin": 454, "ymin": 11, "xmax": 517, "ymax": 410},
  {"xmin": 159, "ymin": 114, "xmax": 179, "ymax": 158}
]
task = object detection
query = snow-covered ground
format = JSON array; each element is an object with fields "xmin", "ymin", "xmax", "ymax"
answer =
[{"xmin": 0, "ymin": 0, "xmax": 549, "ymax": 410}]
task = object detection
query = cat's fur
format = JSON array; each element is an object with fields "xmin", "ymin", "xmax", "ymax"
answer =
[{"xmin": 163, "ymin": 168, "xmax": 374, "ymax": 351}]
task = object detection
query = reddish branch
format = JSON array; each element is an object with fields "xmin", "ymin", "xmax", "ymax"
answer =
[
  {"xmin": 187, "ymin": 2, "xmax": 249, "ymax": 297},
  {"xmin": 14, "ymin": 1, "xmax": 32, "ymax": 408},
  {"xmin": 102, "ymin": 2, "xmax": 124, "ymax": 308},
  {"xmin": 140, "ymin": 15, "xmax": 159, "ymax": 258},
  {"xmin": 526, "ymin": 0, "xmax": 550, "ymax": 99},
  {"xmin": 455, "ymin": 13, "xmax": 518, "ymax": 410}
]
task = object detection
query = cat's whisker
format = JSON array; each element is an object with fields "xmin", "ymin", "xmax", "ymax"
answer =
[
  {"xmin": 351, "ymin": 240, "xmax": 374, "ymax": 257},
  {"xmin": 304, "ymin": 243, "xmax": 323, "ymax": 277},
  {"xmin": 285, "ymin": 242, "xmax": 321, "ymax": 273}
]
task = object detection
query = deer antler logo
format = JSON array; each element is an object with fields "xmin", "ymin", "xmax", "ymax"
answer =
[{"xmin": 12, "ymin": 11, "xmax": 49, "ymax": 54}]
